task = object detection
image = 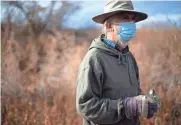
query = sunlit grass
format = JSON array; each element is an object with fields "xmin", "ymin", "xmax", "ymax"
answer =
[{"xmin": 1, "ymin": 26, "xmax": 181, "ymax": 125}]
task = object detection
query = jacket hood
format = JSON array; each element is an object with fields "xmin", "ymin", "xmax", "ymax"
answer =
[{"xmin": 88, "ymin": 34, "xmax": 130, "ymax": 64}]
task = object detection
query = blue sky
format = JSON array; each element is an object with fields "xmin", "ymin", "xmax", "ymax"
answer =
[
  {"xmin": 1, "ymin": 1, "xmax": 181, "ymax": 29},
  {"xmin": 62, "ymin": 1, "xmax": 181, "ymax": 29}
]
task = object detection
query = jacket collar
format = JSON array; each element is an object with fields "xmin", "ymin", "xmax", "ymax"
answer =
[{"xmin": 101, "ymin": 34, "xmax": 130, "ymax": 54}]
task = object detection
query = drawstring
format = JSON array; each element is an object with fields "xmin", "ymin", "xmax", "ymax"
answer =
[
  {"xmin": 102, "ymin": 38, "xmax": 129, "ymax": 65},
  {"xmin": 126, "ymin": 55, "xmax": 133, "ymax": 85},
  {"xmin": 117, "ymin": 53, "xmax": 121, "ymax": 64},
  {"xmin": 117, "ymin": 52, "xmax": 133, "ymax": 85},
  {"xmin": 117, "ymin": 52, "xmax": 126, "ymax": 65}
]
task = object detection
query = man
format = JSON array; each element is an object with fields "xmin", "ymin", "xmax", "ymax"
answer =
[{"xmin": 76, "ymin": 0, "xmax": 158, "ymax": 125}]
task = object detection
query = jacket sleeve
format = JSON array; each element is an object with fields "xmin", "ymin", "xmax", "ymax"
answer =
[
  {"xmin": 76, "ymin": 61, "xmax": 125, "ymax": 124},
  {"xmin": 130, "ymin": 53, "xmax": 142, "ymax": 95}
]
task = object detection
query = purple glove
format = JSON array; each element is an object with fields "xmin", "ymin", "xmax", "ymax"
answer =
[{"xmin": 123, "ymin": 95, "xmax": 158, "ymax": 119}]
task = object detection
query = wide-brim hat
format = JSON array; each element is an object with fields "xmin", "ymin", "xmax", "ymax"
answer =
[{"xmin": 92, "ymin": 0, "xmax": 148, "ymax": 24}]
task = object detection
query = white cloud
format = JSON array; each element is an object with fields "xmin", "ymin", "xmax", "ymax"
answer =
[
  {"xmin": 137, "ymin": 14, "xmax": 181, "ymax": 28},
  {"xmin": 147, "ymin": 14, "xmax": 181, "ymax": 22}
]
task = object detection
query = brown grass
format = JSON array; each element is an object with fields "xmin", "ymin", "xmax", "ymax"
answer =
[{"xmin": 1, "ymin": 27, "xmax": 181, "ymax": 125}]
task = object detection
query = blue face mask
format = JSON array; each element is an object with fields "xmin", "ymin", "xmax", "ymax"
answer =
[{"xmin": 117, "ymin": 22, "xmax": 136, "ymax": 46}]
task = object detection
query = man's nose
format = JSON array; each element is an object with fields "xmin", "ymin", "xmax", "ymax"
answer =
[
  {"xmin": 132, "ymin": 20, "xmax": 136, "ymax": 23},
  {"xmin": 128, "ymin": 15, "xmax": 136, "ymax": 23},
  {"xmin": 129, "ymin": 18, "xmax": 136, "ymax": 23}
]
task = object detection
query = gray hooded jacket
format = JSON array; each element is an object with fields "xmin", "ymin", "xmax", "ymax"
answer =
[{"xmin": 76, "ymin": 34, "xmax": 141, "ymax": 125}]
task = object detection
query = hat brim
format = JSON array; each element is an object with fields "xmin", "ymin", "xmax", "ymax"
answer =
[{"xmin": 92, "ymin": 10, "xmax": 148, "ymax": 24}]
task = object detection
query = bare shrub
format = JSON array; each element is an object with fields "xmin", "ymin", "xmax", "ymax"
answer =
[
  {"xmin": 130, "ymin": 28, "xmax": 181, "ymax": 125},
  {"xmin": 1, "ymin": 25, "xmax": 181, "ymax": 125}
]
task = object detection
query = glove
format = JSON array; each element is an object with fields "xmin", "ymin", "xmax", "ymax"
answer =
[{"xmin": 123, "ymin": 95, "xmax": 158, "ymax": 119}]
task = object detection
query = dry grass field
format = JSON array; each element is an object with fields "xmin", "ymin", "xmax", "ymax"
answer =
[{"xmin": 1, "ymin": 26, "xmax": 181, "ymax": 125}]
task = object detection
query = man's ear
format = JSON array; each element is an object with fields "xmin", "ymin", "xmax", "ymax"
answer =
[{"xmin": 105, "ymin": 22, "xmax": 113, "ymax": 32}]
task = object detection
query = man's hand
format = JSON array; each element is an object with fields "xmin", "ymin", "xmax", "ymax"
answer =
[
  {"xmin": 123, "ymin": 94, "xmax": 159, "ymax": 119},
  {"xmin": 135, "ymin": 95, "xmax": 159, "ymax": 119}
]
